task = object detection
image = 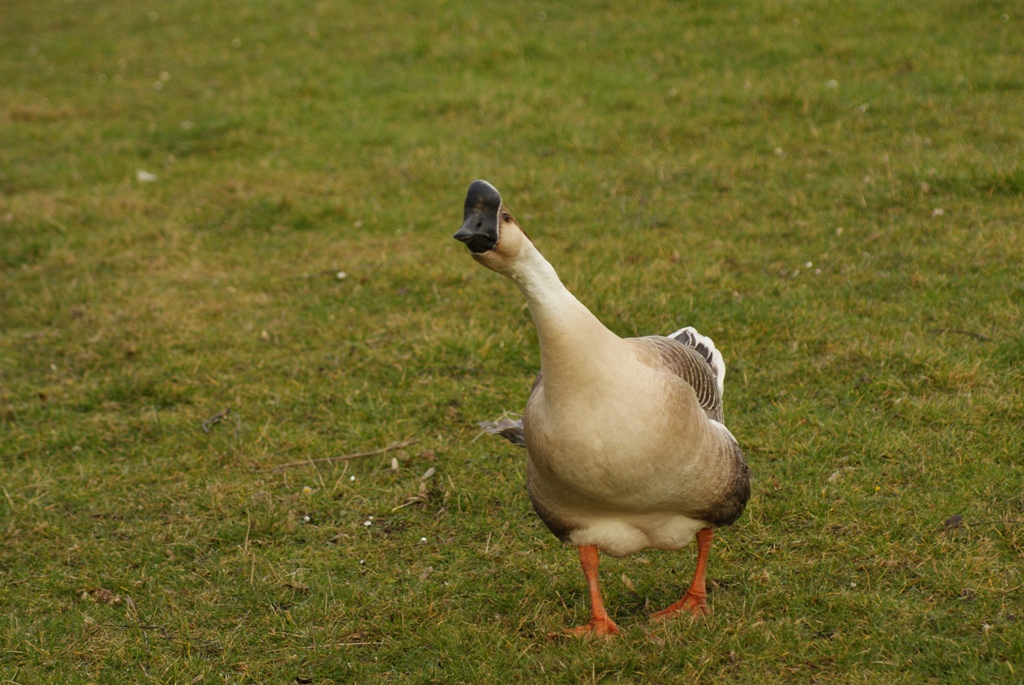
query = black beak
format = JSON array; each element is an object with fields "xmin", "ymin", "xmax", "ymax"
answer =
[
  {"xmin": 454, "ymin": 180, "xmax": 502, "ymax": 253},
  {"xmin": 454, "ymin": 209, "xmax": 498, "ymax": 253}
]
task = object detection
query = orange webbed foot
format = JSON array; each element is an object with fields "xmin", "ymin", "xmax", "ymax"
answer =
[
  {"xmin": 561, "ymin": 545, "xmax": 621, "ymax": 638},
  {"xmin": 565, "ymin": 616, "xmax": 621, "ymax": 638},
  {"xmin": 652, "ymin": 527, "xmax": 715, "ymax": 622},
  {"xmin": 650, "ymin": 592, "xmax": 711, "ymax": 621}
]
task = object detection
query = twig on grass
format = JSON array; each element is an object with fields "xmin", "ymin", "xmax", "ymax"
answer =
[
  {"xmin": 304, "ymin": 640, "xmax": 385, "ymax": 648},
  {"xmin": 965, "ymin": 519, "xmax": 1024, "ymax": 528},
  {"xmin": 255, "ymin": 438, "xmax": 419, "ymax": 473}
]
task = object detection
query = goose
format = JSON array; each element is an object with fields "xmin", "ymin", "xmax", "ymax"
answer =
[{"xmin": 453, "ymin": 180, "xmax": 750, "ymax": 637}]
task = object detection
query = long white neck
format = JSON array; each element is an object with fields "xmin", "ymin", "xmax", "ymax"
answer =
[
  {"xmin": 504, "ymin": 241, "xmax": 623, "ymax": 396},
  {"xmin": 507, "ymin": 243, "xmax": 581, "ymax": 326}
]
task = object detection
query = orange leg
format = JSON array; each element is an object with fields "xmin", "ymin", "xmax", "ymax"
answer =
[
  {"xmin": 565, "ymin": 545, "xmax": 621, "ymax": 637},
  {"xmin": 651, "ymin": 527, "xmax": 714, "ymax": 620}
]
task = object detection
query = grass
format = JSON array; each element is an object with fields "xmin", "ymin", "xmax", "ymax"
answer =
[{"xmin": 1, "ymin": 0, "xmax": 1023, "ymax": 682}]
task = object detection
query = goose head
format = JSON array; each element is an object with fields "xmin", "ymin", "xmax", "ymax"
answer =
[{"xmin": 453, "ymin": 180, "xmax": 529, "ymax": 274}]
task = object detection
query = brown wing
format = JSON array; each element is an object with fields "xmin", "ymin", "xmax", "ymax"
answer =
[{"xmin": 633, "ymin": 336, "xmax": 724, "ymax": 423}]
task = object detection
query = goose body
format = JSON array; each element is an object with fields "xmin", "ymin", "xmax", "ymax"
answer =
[
  {"xmin": 454, "ymin": 180, "xmax": 750, "ymax": 635},
  {"xmin": 524, "ymin": 332, "xmax": 747, "ymax": 557}
]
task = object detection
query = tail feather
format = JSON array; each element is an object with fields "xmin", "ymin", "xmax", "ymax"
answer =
[
  {"xmin": 668, "ymin": 325, "xmax": 726, "ymax": 397},
  {"xmin": 478, "ymin": 416, "xmax": 527, "ymax": 447}
]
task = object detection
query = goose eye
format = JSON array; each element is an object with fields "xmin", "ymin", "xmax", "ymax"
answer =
[{"xmin": 501, "ymin": 213, "xmax": 511, "ymax": 222}]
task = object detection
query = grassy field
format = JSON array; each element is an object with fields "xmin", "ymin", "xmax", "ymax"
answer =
[{"xmin": 2, "ymin": 0, "xmax": 1023, "ymax": 682}]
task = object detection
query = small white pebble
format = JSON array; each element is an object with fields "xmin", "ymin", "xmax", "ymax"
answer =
[
  {"xmin": 420, "ymin": 537, "xmax": 427, "ymax": 543},
  {"xmin": 815, "ymin": 268, "xmax": 822, "ymax": 275},
  {"xmin": 135, "ymin": 169, "xmax": 158, "ymax": 183},
  {"xmin": 390, "ymin": 457, "xmax": 399, "ymax": 471},
  {"xmin": 932, "ymin": 208, "xmax": 944, "ymax": 216},
  {"xmin": 835, "ymin": 226, "xmax": 844, "ymax": 236},
  {"xmin": 350, "ymin": 475, "xmax": 356, "ymax": 481},
  {"xmin": 363, "ymin": 520, "xmax": 372, "ymax": 526},
  {"xmin": 773, "ymin": 147, "xmax": 783, "ymax": 156},
  {"xmin": 336, "ymin": 271, "xmax": 348, "ymax": 280},
  {"xmin": 826, "ymin": 79, "xmax": 839, "ymax": 89},
  {"xmin": 303, "ymin": 515, "xmax": 310, "ymax": 522},
  {"xmin": 359, "ymin": 559, "xmax": 365, "ymax": 565},
  {"xmin": 805, "ymin": 261, "xmax": 813, "ymax": 268},
  {"xmin": 850, "ymin": 581, "xmax": 857, "ymax": 588}
]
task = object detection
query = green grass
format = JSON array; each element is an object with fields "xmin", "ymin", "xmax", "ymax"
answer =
[{"xmin": 2, "ymin": 0, "xmax": 1023, "ymax": 682}]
